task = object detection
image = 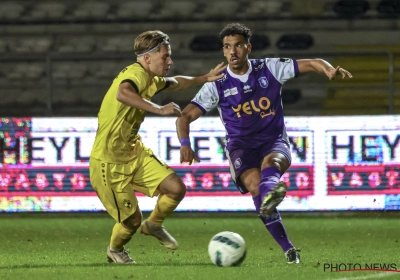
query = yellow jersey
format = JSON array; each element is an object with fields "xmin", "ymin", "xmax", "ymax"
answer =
[{"xmin": 90, "ymin": 62, "xmax": 170, "ymax": 163}]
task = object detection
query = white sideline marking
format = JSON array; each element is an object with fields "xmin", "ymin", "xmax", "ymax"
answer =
[{"xmin": 332, "ymin": 272, "xmax": 397, "ymax": 280}]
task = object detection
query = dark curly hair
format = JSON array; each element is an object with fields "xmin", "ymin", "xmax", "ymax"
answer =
[{"xmin": 219, "ymin": 23, "xmax": 252, "ymax": 42}]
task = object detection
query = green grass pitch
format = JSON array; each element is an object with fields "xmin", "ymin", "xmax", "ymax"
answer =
[{"xmin": 0, "ymin": 212, "xmax": 399, "ymax": 280}]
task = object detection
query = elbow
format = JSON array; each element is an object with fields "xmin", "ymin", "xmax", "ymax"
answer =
[
  {"xmin": 174, "ymin": 84, "xmax": 184, "ymax": 92},
  {"xmin": 176, "ymin": 111, "xmax": 190, "ymax": 125},
  {"xmin": 116, "ymin": 89, "xmax": 125, "ymax": 103},
  {"xmin": 176, "ymin": 113, "xmax": 186, "ymax": 124},
  {"xmin": 181, "ymin": 110, "xmax": 191, "ymax": 121}
]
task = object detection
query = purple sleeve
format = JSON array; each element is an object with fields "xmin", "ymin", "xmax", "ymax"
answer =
[
  {"xmin": 293, "ymin": 59, "xmax": 299, "ymax": 77},
  {"xmin": 190, "ymin": 101, "xmax": 207, "ymax": 115}
]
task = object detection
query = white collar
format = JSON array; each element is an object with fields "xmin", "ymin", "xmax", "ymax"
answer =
[{"xmin": 227, "ymin": 60, "xmax": 251, "ymax": 83}]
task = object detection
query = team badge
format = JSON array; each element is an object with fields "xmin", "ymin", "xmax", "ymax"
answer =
[
  {"xmin": 258, "ymin": 77, "xmax": 269, "ymax": 88},
  {"xmin": 123, "ymin": 199, "xmax": 132, "ymax": 208},
  {"xmin": 234, "ymin": 158, "xmax": 242, "ymax": 169}
]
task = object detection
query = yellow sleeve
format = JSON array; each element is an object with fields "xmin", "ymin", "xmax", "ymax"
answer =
[
  {"xmin": 153, "ymin": 76, "xmax": 171, "ymax": 94},
  {"xmin": 118, "ymin": 64, "xmax": 149, "ymax": 95}
]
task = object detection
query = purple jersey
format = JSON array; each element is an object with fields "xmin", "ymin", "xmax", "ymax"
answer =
[{"xmin": 191, "ymin": 58, "xmax": 298, "ymax": 147}]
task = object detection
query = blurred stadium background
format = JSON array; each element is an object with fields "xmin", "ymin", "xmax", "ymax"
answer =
[
  {"xmin": 0, "ymin": 0, "xmax": 399, "ymax": 211},
  {"xmin": 0, "ymin": 0, "xmax": 399, "ymax": 117},
  {"xmin": 1, "ymin": 0, "xmax": 400, "ymax": 208},
  {"xmin": 0, "ymin": 0, "xmax": 400, "ymax": 210}
]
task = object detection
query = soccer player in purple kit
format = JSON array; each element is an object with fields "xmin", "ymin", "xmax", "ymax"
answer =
[{"xmin": 176, "ymin": 23, "xmax": 352, "ymax": 264}]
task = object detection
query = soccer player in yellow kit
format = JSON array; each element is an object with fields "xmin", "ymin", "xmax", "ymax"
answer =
[{"xmin": 89, "ymin": 30, "xmax": 226, "ymax": 264}]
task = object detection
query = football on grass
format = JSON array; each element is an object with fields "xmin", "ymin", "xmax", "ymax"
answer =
[{"xmin": 208, "ymin": 231, "xmax": 247, "ymax": 267}]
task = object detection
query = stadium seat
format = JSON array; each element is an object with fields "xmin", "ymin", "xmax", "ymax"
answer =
[
  {"xmin": 5, "ymin": 63, "xmax": 45, "ymax": 80},
  {"xmin": 80, "ymin": 87, "xmax": 106, "ymax": 104},
  {"xmin": 52, "ymin": 63, "xmax": 88, "ymax": 81},
  {"xmin": 175, "ymin": 60, "xmax": 217, "ymax": 76},
  {"xmin": 8, "ymin": 37, "xmax": 53, "ymax": 53},
  {"xmin": 72, "ymin": 2, "xmax": 110, "ymax": 19},
  {"xmin": 15, "ymin": 89, "xmax": 48, "ymax": 107},
  {"xmin": 330, "ymin": 54, "xmax": 400, "ymax": 88},
  {"xmin": 8, "ymin": 38, "xmax": 32, "ymax": 53},
  {"xmin": 33, "ymin": 37, "xmax": 53, "ymax": 53},
  {"xmin": 324, "ymin": 88, "xmax": 399, "ymax": 110},
  {"xmin": 322, "ymin": 50, "xmax": 400, "ymax": 116},
  {"xmin": 282, "ymin": 89, "xmax": 302, "ymax": 104},
  {"xmin": 115, "ymin": 2, "xmax": 154, "ymax": 19},
  {"xmin": 196, "ymin": 1, "xmax": 240, "ymax": 19},
  {"xmin": 52, "ymin": 86, "xmax": 105, "ymax": 113},
  {"xmin": 335, "ymin": 44, "xmax": 400, "ymax": 53},
  {"xmin": 250, "ymin": 35, "xmax": 270, "ymax": 50},
  {"xmin": 333, "ymin": 0, "xmax": 370, "ymax": 18},
  {"xmin": 26, "ymin": 63, "xmax": 46, "ymax": 80},
  {"xmin": 0, "ymin": 2, "xmax": 25, "ymax": 21},
  {"xmin": 88, "ymin": 61, "xmax": 127, "ymax": 80},
  {"xmin": 157, "ymin": 1, "xmax": 198, "ymax": 19},
  {"xmin": 290, "ymin": 0, "xmax": 326, "ymax": 17},
  {"xmin": 0, "ymin": 39, "xmax": 7, "ymax": 53},
  {"xmin": 168, "ymin": 34, "xmax": 188, "ymax": 54},
  {"xmin": 0, "ymin": 89, "xmax": 19, "ymax": 106},
  {"xmin": 29, "ymin": 3, "xmax": 66, "ymax": 20},
  {"xmin": 377, "ymin": 0, "xmax": 400, "ymax": 17},
  {"xmin": 56, "ymin": 36, "xmax": 96, "ymax": 52},
  {"xmin": 276, "ymin": 34, "xmax": 314, "ymax": 50},
  {"xmin": 189, "ymin": 35, "xmax": 221, "ymax": 52},
  {"xmin": 97, "ymin": 36, "xmax": 135, "ymax": 52},
  {"xmin": 52, "ymin": 88, "xmax": 80, "ymax": 105},
  {"xmin": 242, "ymin": 0, "xmax": 283, "ymax": 17}
]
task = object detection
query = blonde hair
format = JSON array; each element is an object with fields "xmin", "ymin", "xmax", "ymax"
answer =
[{"xmin": 134, "ymin": 30, "xmax": 170, "ymax": 56}]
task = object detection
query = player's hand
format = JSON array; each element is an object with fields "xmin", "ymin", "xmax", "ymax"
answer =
[
  {"xmin": 160, "ymin": 102, "xmax": 182, "ymax": 117},
  {"xmin": 180, "ymin": 146, "xmax": 200, "ymax": 165},
  {"xmin": 205, "ymin": 62, "xmax": 227, "ymax": 82},
  {"xmin": 326, "ymin": 66, "xmax": 353, "ymax": 80}
]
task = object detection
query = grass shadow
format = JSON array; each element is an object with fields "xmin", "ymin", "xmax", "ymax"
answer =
[{"xmin": 0, "ymin": 261, "xmax": 213, "ymax": 270}]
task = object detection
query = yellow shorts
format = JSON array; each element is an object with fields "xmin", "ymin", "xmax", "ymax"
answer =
[{"xmin": 89, "ymin": 142, "xmax": 175, "ymax": 223}]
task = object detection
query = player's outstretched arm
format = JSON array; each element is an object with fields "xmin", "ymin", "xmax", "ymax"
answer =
[
  {"xmin": 176, "ymin": 104, "xmax": 203, "ymax": 164},
  {"xmin": 297, "ymin": 59, "xmax": 352, "ymax": 80},
  {"xmin": 117, "ymin": 82, "xmax": 182, "ymax": 117},
  {"xmin": 165, "ymin": 62, "xmax": 226, "ymax": 92}
]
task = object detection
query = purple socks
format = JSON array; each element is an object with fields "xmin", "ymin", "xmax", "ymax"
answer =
[
  {"xmin": 252, "ymin": 195, "xmax": 293, "ymax": 252},
  {"xmin": 259, "ymin": 167, "xmax": 280, "ymax": 200}
]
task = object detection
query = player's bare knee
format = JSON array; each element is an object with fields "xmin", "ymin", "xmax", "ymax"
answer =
[
  {"xmin": 268, "ymin": 158, "xmax": 282, "ymax": 169},
  {"xmin": 159, "ymin": 173, "xmax": 186, "ymax": 201},
  {"xmin": 265, "ymin": 156, "xmax": 289, "ymax": 173},
  {"xmin": 243, "ymin": 177, "xmax": 259, "ymax": 195},
  {"xmin": 241, "ymin": 172, "xmax": 260, "ymax": 196},
  {"xmin": 246, "ymin": 180, "xmax": 260, "ymax": 196},
  {"xmin": 122, "ymin": 210, "xmax": 142, "ymax": 232},
  {"xmin": 169, "ymin": 180, "xmax": 186, "ymax": 201}
]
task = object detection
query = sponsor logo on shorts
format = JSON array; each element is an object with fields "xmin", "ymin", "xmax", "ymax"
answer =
[
  {"xmin": 234, "ymin": 158, "xmax": 242, "ymax": 169},
  {"xmin": 123, "ymin": 199, "xmax": 132, "ymax": 208}
]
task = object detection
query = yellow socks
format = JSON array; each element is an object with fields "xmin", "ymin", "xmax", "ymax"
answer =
[
  {"xmin": 148, "ymin": 194, "xmax": 180, "ymax": 226},
  {"xmin": 109, "ymin": 223, "xmax": 135, "ymax": 252},
  {"xmin": 110, "ymin": 194, "xmax": 181, "ymax": 250}
]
